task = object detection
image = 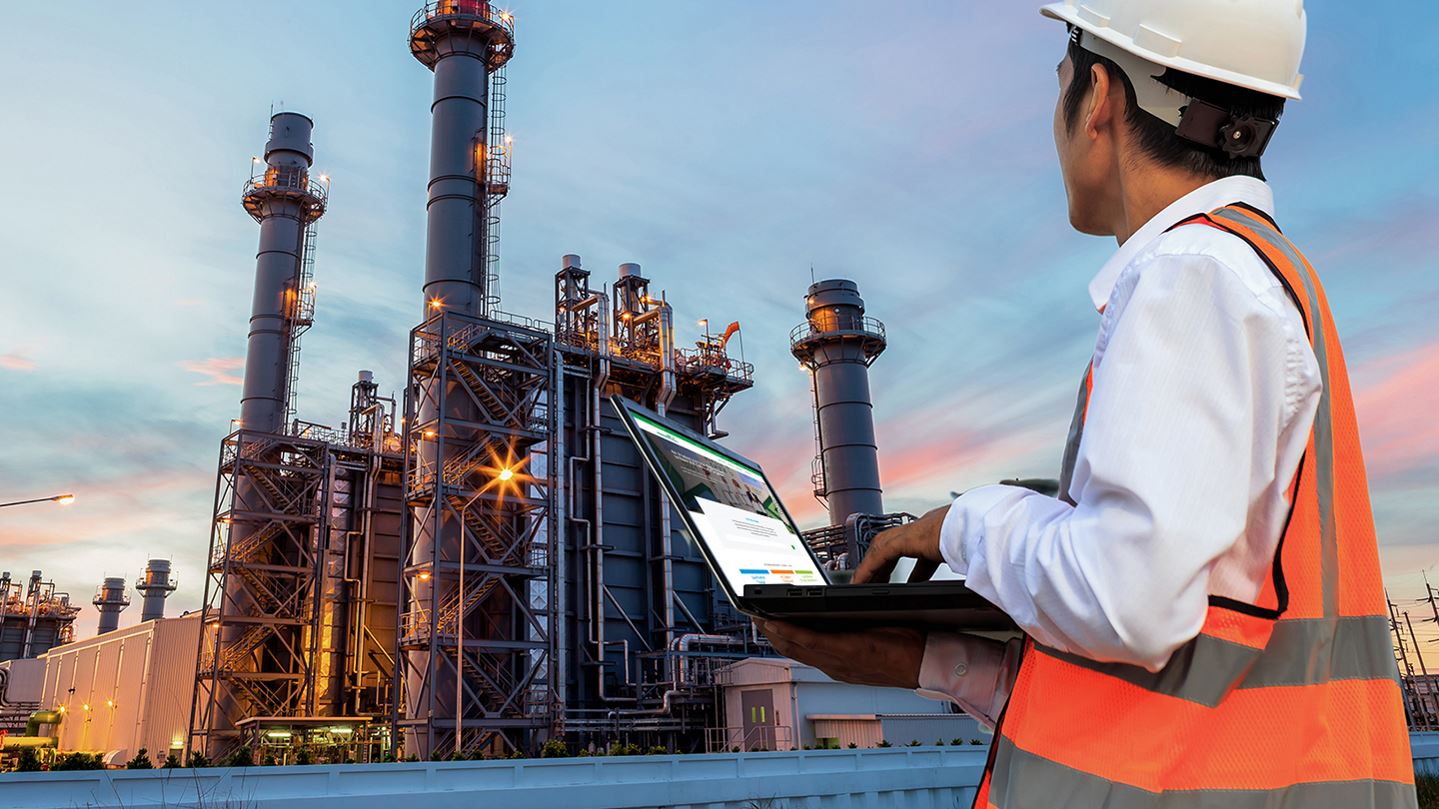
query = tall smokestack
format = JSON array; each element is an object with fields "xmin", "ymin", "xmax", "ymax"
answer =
[
  {"xmin": 135, "ymin": 559, "xmax": 177, "ymax": 622},
  {"xmin": 412, "ymin": 0, "xmax": 513, "ymax": 317},
  {"xmin": 92, "ymin": 577, "xmax": 130, "ymax": 635},
  {"xmin": 792, "ymin": 279, "xmax": 888, "ymax": 526},
  {"xmin": 238, "ymin": 111, "xmax": 327, "ymax": 434}
]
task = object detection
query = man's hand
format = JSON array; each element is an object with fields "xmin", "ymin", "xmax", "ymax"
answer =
[
  {"xmin": 755, "ymin": 620, "xmax": 926, "ymax": 688},
  {"xmin": 852, "ymin": 504, "xmax": 951, "ymax": 584}
]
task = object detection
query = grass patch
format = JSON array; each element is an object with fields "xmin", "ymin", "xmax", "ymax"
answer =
[{"xmin": 1419, "ymin": 772, "xmax": 1439, "ymax": 809}]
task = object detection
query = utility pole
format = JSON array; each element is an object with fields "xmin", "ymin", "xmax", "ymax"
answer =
[
  {"xmin": 1389, "ymin": 592, "xmax": 1420, "ymax": 728},
  {"xmin": 1406, "ymin": 611, "xmax": 1433, "ymax": 729}
]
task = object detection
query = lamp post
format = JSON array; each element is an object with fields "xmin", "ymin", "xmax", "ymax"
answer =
[{"xmin": 0, "ymin": 493, "xmax": 75, "ymax": 509}]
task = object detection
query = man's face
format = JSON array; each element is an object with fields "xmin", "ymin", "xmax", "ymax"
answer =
[{"xmin": 1052, "ymin": 50, "xmax": 1113, "ymax": 236}]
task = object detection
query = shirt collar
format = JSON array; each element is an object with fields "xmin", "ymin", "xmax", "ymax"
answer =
[{"xmin": 1087, "ymin": 176, "xmax": 1276, "ymax": 311}]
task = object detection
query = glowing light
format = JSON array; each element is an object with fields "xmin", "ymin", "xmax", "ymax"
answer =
[
  {"xmin": 252, "ymin": 156, "xmax": 262, "ymax": 164},
  {"xmin": 505, "ymin": 134, "xmax": 513, "ymax": 144},
  {"xmin": 105, "ymin": 699, "xmax": 114, "ymax": 708},
  {"xmin": 208, "ymin": 620, "xmax": 220, "ymax": 628},
  {"xmin": 424, "ymin": 429, "xmax": 437, "ymax": 439},
  {"xmin": 497, "ymin": 468, "xmax": 515, "ymax": 482},
  {"xmin": 82, "ymin": 704, "xmax": 91, "ymax": 712},
  {"xmin": 698, "ymin": 319, "xmax": 708, "ymax": 327},
  {"xmin": 418, "ymin": 571, "xmax": 431, "ymax": 581},
  {"xmin": 319, "ymin": 174, "xmax": 329, "ymax": 183},
  {"xmin": 57, "ymin": 706, "xmax": 66, "ymax": 714},
  {"xmin": 53, "ymin": 494, "xmax": 75, "ymax": 505},
  {"xmin": 429, "ymin": 298, "xmax": 444, "ymax": 309}
]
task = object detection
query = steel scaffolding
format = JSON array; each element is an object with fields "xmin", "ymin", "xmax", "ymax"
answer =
[{"xmin": 397, "ymin": 309, "xmax": 560, "ymax": 757}]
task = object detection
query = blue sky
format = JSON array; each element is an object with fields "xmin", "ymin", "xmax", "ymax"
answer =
[{"xmin": 1, "ymin": 1, "xmax": 1436, "ymax": 638}]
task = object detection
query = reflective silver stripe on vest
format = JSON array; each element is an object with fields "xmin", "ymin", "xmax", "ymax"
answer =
[
  {"xmin": 986, "ymin": 736, "xmax": 1418, "ymax": 809},
  {"xmin": 1210, "ymin": 207, "xmax": 1338, "ymax": 619},
  {"xmin": 1034, "ymin": 615, "xmax": 1398, "ymax": 707},
  {"xmin": 1057, "ymin": 365, "xmax": 1090, "ymax": 506}
]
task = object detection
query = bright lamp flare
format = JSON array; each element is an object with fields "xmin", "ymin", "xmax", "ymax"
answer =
[
  {"xmin": 497, "ymin": 468, "xmax": 515, "ymax": 482},
  {"xmin": 54, "ymin": 494, "xmax": 76, "ymax": 505}
]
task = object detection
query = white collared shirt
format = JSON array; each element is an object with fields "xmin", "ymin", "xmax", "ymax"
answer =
[{"xmin": 917, "ymin": 176, "xmax": 1322, "ymax": 723}]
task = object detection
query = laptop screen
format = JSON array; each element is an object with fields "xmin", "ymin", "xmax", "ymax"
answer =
[{"xmin": 628, "ymin": 411, "xmax": 827, "ymax": 590}]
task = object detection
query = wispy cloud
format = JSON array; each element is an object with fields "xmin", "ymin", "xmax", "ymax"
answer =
[
  {"xmin": 0, "ymin": 353, "xmax": 36, "ymax": 371},
  {"xmin": 180, "ymin": 357, "xmax": 244, "ymax": 386},
  {"xmin": 1354, "ymin": 340, "xmax": 1439, "ymax": 481}
]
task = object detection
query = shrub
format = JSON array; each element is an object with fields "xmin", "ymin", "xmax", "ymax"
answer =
[
  {"xmin": 54, "ymin": 752, "xmax": 104, "ymax": 770},
  {"xmin": 508, "ymin": 749, "xmax": 525, "ymax": 759},
  {"xmin": 935, "ymin": 739, "xmax": 945, "ymax": 746},
  {"xmin": 162, "ymin": 753, "xmax": 182, "ymax": 769},
  {"xmin": 223, "ymin": 745, "xmax": 254, "ymax": 767},
  {"xmin": 186, "ymin": 751, "xmax": 212, "ymax": 768},
  {"xmin": 16, "ymin": 747, "xmax": 42, "ymax": 772},
  {"xmin": 951, "ymin": 738, "xmax": 964, "ymax": 746},
  {"xmin": 877, "ymin": 740, "xmax": 892, "ymax": 748},
  {"xmin": 125, "ymin": 748, "xmax": 155, "ymax": 769},
  {"xmin": 969, "ymin": 739, "xmax": 985, "ymax": 746},
  {"xmin": 846, "ymin": 743, "xmax": 857, "ymax": 749},
  {"xmin": 906, "ymin": 740, "xmax": 923, "ymax": 747},
  {"xmin": 646, "ymin": 745, "xmax": 669, "ymax": 756},
  {"xmin": 540, "ymin": 739, "xmax": 570, "ymax": 758},
  {"xmin": 295, "ymin": 748, "xmax": 313, "ymax": 766}
]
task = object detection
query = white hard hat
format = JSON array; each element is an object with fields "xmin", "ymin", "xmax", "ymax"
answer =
[{"xmin": 1041, "ymin": 0, "xmax": 1306, "ymax": 101}]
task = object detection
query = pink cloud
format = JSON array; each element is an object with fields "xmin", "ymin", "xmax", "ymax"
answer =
[
  {"xmin": 1352, "ymin": 341, "xmax": 1439, "ymax": 480},
  {"xmin": 180, "ymin": 357, "xmax": 244, "ymax": 386},
  {"xmin": 0, "ymin": 352, "xmax": 36, "ymax": 371}
]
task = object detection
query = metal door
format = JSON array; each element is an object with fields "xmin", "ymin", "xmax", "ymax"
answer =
[{"xmin": 740, "ymin": 688, "xmax": 776, "ymax": 750}]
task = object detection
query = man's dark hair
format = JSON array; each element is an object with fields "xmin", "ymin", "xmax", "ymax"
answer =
[{"xmin": 1062, "ymin": 32, "xmax": 1285, "ymax": 181}]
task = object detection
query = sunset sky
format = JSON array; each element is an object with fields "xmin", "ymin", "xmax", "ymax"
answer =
[{"xmin": 1, "ymin": 1, "xmax": 1435, "ymax": 641}]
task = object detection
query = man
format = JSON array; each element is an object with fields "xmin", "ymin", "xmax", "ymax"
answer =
[{"xmin": 759, "ymin": 0, "xmax": 1417, "ymax": 806}]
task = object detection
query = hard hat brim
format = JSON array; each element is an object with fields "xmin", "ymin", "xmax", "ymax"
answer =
[{"xmin": 1039, "ymin": 2, "xmax": 1302, "ymax": 100}]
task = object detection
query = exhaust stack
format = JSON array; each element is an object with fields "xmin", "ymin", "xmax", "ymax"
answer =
[{"xmin": 792, "ymin": 279, "xmax": 888, "ymax": 526}]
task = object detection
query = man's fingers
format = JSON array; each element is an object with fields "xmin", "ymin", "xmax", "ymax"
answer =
[
  {"xmin": 853, "ymin": 531, "xmax": 906, "ymax": 584},
  {"xmin": 907, "ymin": 558, "xmax": 941, "ymax": 583}
]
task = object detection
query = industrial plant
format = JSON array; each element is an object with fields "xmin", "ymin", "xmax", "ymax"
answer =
[{"xmin": 0, "ymin": 0, "xmax": 952, "ymax": 769}]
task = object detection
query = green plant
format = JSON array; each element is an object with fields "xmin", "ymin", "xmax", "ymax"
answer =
[
  {"xmin": 54, "ymin": 752, "xmax": 104, "ymax": 770},
  {"xmin": 540, "ymin": 739, "xmax": 570, "ymax": 758},
  {"xmin": 186, "ymin": 751, "xmax": 213, "ymax": 768},
  {"xmin": 935, "ymin": 739, "xmax": 945, "ymax": 746},
  {"xmin": 295, "ymin": 748, "xmax": 313, "ymax": 766},
  {"xmin": 877, "ymin": 740, "xmax": 892, "ymax": 748},
  {"xmin": 1416, "ymin": 772, "xmax": 1439, "ymax": 809},
  {"xmin": 969, "ymin": 739, "xmax": 985, "ymax": 746},
  {"xmin": 847, "ymin": 743, "xmax": 857, "ymax": 749},
  {"xmin": 223, "ymin": 745, "xmax": 254, "ymax": 767},
  {"xmin": 907, "ymin": 740, "xmax": 923, "ymax": 747},
  {"xmin": 646, "ymin": 745, "xmax": 669, "ymax": 756},
  {"xmin": 508, "ymin": 749, "xmax": 525, "ymax": 759},
  {"xmin": 951, "ymin": 738, "xmax": 964, "ymax": 746},
  {"xmin": 125, "ymin": 747, "xmax": 155, "ymax": 769},
  {"xmin": 162, "ymin": 752, "xmax": 182, "ymax": 768},
  {"xmin": 15, "ymin": 747, "xmax": 42, "ymax": 772}
]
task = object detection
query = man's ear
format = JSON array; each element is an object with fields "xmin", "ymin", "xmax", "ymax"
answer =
[{"xmin": 1085, "ymin": 62, "xmax": 1116, "ymax": 139}]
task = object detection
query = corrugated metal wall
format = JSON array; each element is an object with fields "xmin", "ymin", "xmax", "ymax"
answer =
[{"xmin": 34, "ymin": 614, "xmax": 199, "ymax": 763}]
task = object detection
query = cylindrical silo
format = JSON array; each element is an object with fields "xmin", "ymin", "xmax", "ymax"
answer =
[
  {"xmin": 238, "ymin": 111, "xmax": 327, "ymax": 434},
  {"xmin": 791, "ymin": 279, "xmax": 888, "ymax": 526},
  {"xmin": 135, "ymin": 559, "xmax": 177, "ymax": 622},
  {"xmin": 92, "ymin": 577, "xmax": 130, "ymax": 635}
]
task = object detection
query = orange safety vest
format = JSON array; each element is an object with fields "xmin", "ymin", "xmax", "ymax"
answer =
[{"xmin": 974, "ymin": 204, "xmax": 1417, "ymax": 809}]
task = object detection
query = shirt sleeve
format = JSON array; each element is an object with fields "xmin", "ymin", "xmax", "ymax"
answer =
[
  {"xmin": 939, "ymin": 252, "xmax": 1295, "ymax": 671},
  {"xmin": 915, "ymin": 632, "xmax": 1023, "ymax": 728}
]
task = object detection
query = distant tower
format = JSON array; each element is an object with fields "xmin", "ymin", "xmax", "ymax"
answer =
[
  {"xmin": 92, "ymin": 577, "xmax": 130, "ymax": 635},
  {"xmin": 135, "ymin": 559, "xmax": 177, "ymax": 622},
  {"xmin": 238, "ymin": 111, "xmax": 327, "ymax": 434},
  {"xmin": 792, "ymin": 279, "xmax": 888, "ymax": 527}
]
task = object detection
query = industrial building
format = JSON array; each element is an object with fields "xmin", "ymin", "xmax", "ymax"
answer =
[
  {"xmin": 3, "ymin": 0, "xmax": 944, "ymax": 769},
  {"xmin": 0, "ymin": 571, "xmax": 80, "ymax": 663}
]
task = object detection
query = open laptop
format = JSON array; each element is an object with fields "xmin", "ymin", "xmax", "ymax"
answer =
[{"xmin": 612, "ymin": 395, "xmax": 1014, "ymax": 630}]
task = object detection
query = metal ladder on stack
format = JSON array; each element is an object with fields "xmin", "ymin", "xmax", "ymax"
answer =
[
  {"xmin": 479, "ymin": 63, "xmax": 510, "ymax": 315},
  {"xmin": 283, "ymin": 220, "xmax": 319, "ymax": 429}
]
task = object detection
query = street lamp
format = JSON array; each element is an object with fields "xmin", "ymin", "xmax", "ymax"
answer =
[{"xmin": 0, "ymin": 493, "xmax": 76, "ymax": 510}]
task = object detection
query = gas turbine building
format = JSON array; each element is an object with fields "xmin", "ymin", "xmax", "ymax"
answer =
[{"xmin": 181, "ymin": 0, "xmax": 906, "ymax": 763}]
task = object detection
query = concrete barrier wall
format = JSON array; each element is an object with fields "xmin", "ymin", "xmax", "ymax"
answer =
[{"xmin": 6, "ymin": 733, "xmax": 1439, "ymax": 809}]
